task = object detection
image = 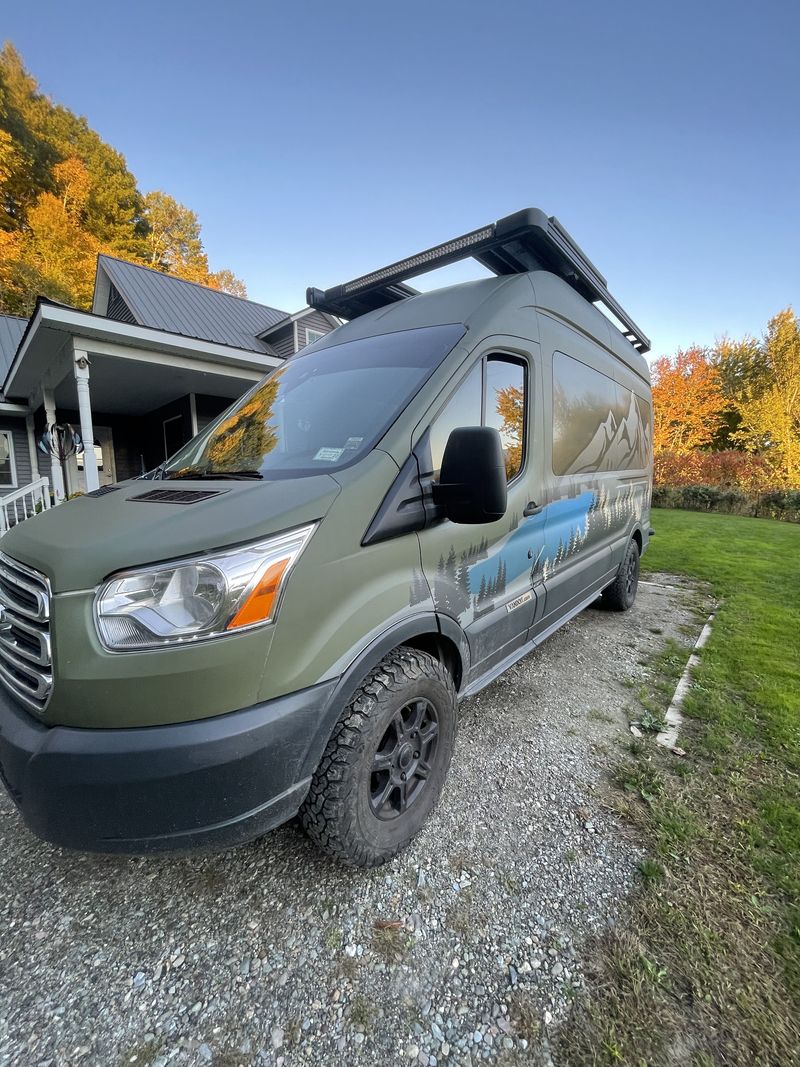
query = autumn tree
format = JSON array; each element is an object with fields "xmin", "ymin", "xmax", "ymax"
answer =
[
  {"xmin": 208, "ymin": 268, "xmax": 248, "ymax": 298},
  {"xmin": 494, "ymin": 384, "xmax": 524, "ymax": 478},
  {"xmin": 728, "ymin": 308, "xmax": 800, "ymax": 485},
  {"xmin": 710, "ymin": 334, "xmax": 765, "ymax": 449},
  {"xmin": 207, "ymin": 376, "xmax": 280, "ymax": 471},
  {"xmin": 0, "ymin": 43, "xmax": 245, "ymax": 310},
  {"xmin": 651, "ymin": 347, "xmax": 725, "ymax": 454},
  {"xmin": 141, "ymin": 191, "xmax": 208, "ymax": 277}
]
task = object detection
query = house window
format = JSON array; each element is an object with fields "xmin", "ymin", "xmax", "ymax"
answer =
[
  {"xmin": 76, "ymin": 443, "xmax": 105, "ymax": 471},
  {"xmin": 306, "ymin": 328, "xmax": 325, "ymax": 346},
  {"xmin": 0, "ymin": 431, "xmax": 17, "ymax": 488}
]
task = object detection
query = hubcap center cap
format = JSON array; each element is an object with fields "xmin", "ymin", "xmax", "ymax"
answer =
[{"xmin": 397, "ymin": 742, "xmax": 415, "ymax": 770}]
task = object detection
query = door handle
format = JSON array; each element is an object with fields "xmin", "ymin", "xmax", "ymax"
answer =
[{"xmin": 523, "ymin": 501, "xmax": 543, "ymax": 516}]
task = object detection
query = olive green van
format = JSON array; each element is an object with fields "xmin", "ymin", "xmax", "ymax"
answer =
[{"xmin": 0, "ymin": 209, "xmax": 652, "ymax": 866}]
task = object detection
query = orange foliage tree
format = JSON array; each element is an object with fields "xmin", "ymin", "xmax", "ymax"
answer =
[
  {"xmin": 494, "ymin": 384, "xmax": 524, "ymax": 479},
  {"xmin": 651, "ymin": 347, "xmax": 725, "ymax": 454},
  {"xmin": 207, "ymin": 377, "xmax": 280, "ymax": 471}
]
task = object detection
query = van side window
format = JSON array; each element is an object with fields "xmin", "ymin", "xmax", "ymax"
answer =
[
  {"xmin": 428, "ymin": 363, "xmax": 482, "ymax": 478},
  {"xmin": 429, "ymin": 356, "xmax": 528, "ymax": 482},
  {"xmin": 485, "ymin": 357, "xmax": 526, "ymax": 481},
  {"xmin": 552, "ymin": 350, "xmax": 650, "ymax": 475}
]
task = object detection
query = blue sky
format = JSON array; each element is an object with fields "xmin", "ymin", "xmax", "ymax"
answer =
[{"xmin": 4, "ymin": 0, "xmax": 798, "ymax": 358}]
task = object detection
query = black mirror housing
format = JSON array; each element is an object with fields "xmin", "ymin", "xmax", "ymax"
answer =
[{"xmin": 432, "ymin": 426, "xmax": 508, "ymax": 524}]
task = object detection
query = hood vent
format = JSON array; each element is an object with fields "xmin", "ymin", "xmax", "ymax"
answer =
[
  {"xmin": 129, "ymin": 488, "xmax": 229, "ymax": 505},
  {"xmin": 86, "ymin": 485, "xmax": 121, "ymax": 499}
]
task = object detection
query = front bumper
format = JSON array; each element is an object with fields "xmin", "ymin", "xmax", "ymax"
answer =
[{"xmin": 0, "ymin": 678, "xmax": 337, "ymax": 853}]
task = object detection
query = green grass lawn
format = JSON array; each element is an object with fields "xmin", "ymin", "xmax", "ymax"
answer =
[{"xmin": 559, "ymin": 509, "xmax": 800, "ymax": 1066}]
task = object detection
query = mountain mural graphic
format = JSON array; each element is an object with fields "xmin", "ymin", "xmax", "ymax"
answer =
[{"xmin": 565, "ymin": 391, "xmax": 649, "ymax": 475}]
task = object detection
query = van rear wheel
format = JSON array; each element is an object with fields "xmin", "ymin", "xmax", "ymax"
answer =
[
  {"xmin": 301, "ymin": 648, "xmax": 457, "ymax": 867},
  {"xmin": 602, "ymin": 537, "xmax": 640, "ymax": 611}
]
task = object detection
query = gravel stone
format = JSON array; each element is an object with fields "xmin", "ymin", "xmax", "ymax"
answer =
[{"xmin": 0, "ymin": 578, "xmax": 704, "ymax": 1066}]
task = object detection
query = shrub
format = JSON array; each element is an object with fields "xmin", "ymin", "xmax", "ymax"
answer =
[
  {"xmin": 654, "ymin": 449, "xmax": 777, "ymax": 492},
  {"xmin": 653, "ymin": 484, "xmax": 800, "ymax": 523}
]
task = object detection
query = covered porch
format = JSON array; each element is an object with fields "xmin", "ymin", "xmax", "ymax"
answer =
[{"xmin": 4, "ymin": 300, "xmax": 279, "ymax": 502}]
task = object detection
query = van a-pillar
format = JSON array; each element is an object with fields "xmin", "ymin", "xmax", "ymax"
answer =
[{"xmin": 73, "ymin": 348, "xmax": 100, "ymax": 493}]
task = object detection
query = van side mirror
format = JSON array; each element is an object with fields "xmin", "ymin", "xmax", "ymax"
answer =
[{"xmin": 432, "ymin": 426, "xmax": 507, "ymax": 524}]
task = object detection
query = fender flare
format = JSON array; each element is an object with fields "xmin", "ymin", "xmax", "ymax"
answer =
[{"xmin": 297, "ymin": 612, "xmax": 468, "ymax": 780}]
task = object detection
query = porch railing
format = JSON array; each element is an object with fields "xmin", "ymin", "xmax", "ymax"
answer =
[{"xmin": 0, "ymin": 477, "xmax": 52, "ymax": 535}]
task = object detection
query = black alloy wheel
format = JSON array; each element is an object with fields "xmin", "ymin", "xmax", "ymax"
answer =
[{"xmin": 369, "ymin": 698, "xmax": 439, "ymax": 821}]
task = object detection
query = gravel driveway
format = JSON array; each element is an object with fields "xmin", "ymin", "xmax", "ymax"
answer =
[{"xmin": 0, "ymin": 577, "xmax": 703, "ymax": 1067}]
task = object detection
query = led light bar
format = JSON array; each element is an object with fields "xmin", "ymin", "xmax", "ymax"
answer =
[
  {"xmin": 342, "ymin": 226, "xmax": 495, "ymax": 295},
  {"xmin": 307, "ymin": 208, "xmax": 650, "ymax": 353}
]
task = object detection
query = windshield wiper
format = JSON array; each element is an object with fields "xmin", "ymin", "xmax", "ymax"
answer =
[{"xmin": 166, "ymin": 468, "xmax": 263, "ymax": 481}]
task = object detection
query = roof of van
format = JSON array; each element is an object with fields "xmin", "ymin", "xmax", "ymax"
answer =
[
  {"xmin": 310, "ymin": 271, "xmax": 651, "ymax": 386},
  {"xmin": 308, "ymin": 208, "xmax": 650, "ymax": 356}
]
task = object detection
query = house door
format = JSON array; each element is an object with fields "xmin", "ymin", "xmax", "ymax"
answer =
[
  {"xmin": 418, "ymin": 346, "xmax": 543, "ymax": 683},
  {"xmin": 68, "ymin": 425, "xmax": 116, "ymax": 495}
]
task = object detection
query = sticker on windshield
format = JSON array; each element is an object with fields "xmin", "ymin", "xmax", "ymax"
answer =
[
  {"xmin": 314, "ymin": 446, "xmax": 345, "ymax": 462},
  {"xmin": 343, "ymin": 436, "xmax": 363, "ymax": 451}
]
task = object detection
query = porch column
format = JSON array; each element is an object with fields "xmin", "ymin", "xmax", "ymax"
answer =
[
  {"xmin": 41, "ymin": 389, "xmax": 66, "ymax": 505},
  {"xmin": 25, "ymin": 413, "xmax": 39, "ymax": 481},
  {"xmin": 73, "ymin": 348, "xmax": 99, "ymax": 493}
]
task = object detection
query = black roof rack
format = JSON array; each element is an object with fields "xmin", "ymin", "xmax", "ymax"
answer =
[{"xmin": 307, "ymin": 208, "xmax": 650, "ymax": 353}]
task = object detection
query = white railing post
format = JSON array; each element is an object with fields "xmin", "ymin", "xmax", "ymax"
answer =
[{"xmin": 0, "ymin": 477, "xmax": 53, "ymax": 536}]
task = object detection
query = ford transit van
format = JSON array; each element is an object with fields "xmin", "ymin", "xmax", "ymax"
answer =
[{"xmin": 0, "ymin": 209, "xmax": 652, "ymax": 866}]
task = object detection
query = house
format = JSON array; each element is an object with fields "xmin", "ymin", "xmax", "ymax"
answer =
[{"xmin": 0, "ymin": 255, "xmax": 337, "ymax": 526}]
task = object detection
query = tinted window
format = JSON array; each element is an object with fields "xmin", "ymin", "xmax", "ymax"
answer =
[
  {"xmin": 428, "ymin": 363, "xmax": 482, "ymax": 478},
  {"xmin": 485, "ymin": 357, "xmax": 525, "ymax": 481},
  {"xmin": 552, "ymin": 351, "xmax": 650, "ymax": 475},
  {"xmin": 165, "ymin": 324, "xmax": 466, "ymax": 479},
  {"xmin": 429, "ymin": 355, "xmax": 527, "ymax": 482}
]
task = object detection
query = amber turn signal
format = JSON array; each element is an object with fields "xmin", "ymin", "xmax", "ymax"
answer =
[{"xmin": 226, "ymin": 558, "xmax": 291, "ymax": 630}]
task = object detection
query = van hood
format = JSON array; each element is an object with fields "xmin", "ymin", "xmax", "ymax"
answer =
[{"xmin": 1, "ymin": 476, "xmax": 341, "ymax": 592}]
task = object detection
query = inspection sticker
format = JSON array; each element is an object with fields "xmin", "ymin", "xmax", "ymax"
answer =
[{"xmin": 313, "ymin": 447, "xmax": 344, "ymax": 462}]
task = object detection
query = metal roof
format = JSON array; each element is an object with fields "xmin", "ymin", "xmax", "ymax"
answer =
[
  {"xmin": 0, "ymin": 315, "xmax": 27, "ymax": 381},
  {"xmin": 96, "ymin": 255, "xmax": 289, "ymax": 354}
]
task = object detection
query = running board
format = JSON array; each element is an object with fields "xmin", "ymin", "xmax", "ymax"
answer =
[{"xmin": 458, "ymin": 585, "xmax": 606, "ymax": 700}]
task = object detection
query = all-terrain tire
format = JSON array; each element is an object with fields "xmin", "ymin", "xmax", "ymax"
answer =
[
  {"xmin": 301, "ymin": 648, "xmax": 457, "ymax": 867},
  {"xmin": 601, "ymin": 536, "xmax": 641, "ymax": 611}
]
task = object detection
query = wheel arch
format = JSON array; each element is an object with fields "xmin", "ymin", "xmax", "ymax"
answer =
[{"xmin": 297, "ymin": 614, "xmax": 466, "ymax": 782}]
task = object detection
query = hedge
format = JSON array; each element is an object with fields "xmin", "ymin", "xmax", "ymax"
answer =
[{"xmin": 652, "ymin": 485, "xmax": 800, "ymax": 523}]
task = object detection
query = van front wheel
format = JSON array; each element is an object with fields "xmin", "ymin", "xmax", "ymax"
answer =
[
  {"xmin": 602, "ymin": 537, "xmax": 640, "ymax": 611},
  {"xmin": 301, "ymin": 648, "xmax": 457, "ymax": 867}
]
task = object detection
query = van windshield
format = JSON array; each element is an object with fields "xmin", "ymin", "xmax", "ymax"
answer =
[{"xmin": 163, "ymin": 324, "xmax": 466, "ymax": 479}]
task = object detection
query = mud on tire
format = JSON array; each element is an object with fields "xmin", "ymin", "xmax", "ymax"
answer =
[{"xmin": 300, "ymin": 648, "xmax": 457, "ymax": 868}]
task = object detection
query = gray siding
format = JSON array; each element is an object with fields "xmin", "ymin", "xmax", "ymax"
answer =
[
  {"xmin": 107, "ymin": 283, "xmax": 136, "ymax": 324},
  {"xmin": 0, "ymin": 415, "xmax": 34, "ymax": 497},
  {"xmin": 298, "ymin": 310, "xmax": 336, "ymax": 349},
  {"xmin": 265, "ymin": 312, "xmax": 336, "ymax": 358},
  {"xmin": 268, "ymin": 324, "xmax": 295, "ymax": 359}
]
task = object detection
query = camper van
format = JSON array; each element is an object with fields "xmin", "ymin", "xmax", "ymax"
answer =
[{"xmin": 0, "ymin": 209, "xmax": 652, "ymax": 866}]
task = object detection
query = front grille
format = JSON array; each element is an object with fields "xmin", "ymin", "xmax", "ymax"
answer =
[{"xmin": 0, "ymin": 552, "xmax": 52, "ymax": 713}]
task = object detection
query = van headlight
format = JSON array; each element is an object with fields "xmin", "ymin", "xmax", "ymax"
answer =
[{"xmin": 94, "ymin": 524, "xmax": 316, "ymax": 651}]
